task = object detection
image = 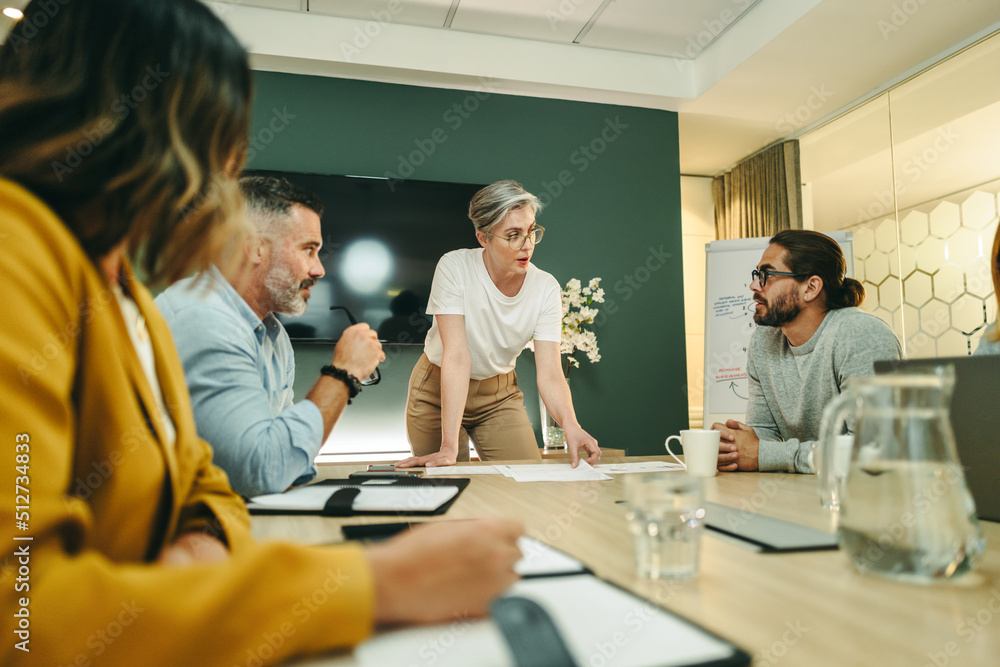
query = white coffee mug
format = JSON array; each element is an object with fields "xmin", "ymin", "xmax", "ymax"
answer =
[{"xmin": 665, "ymin": 430, "xmax": 721, "ymax": 478}]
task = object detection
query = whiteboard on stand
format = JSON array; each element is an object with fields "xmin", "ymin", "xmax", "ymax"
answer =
[{"xmin": 702, "ymin": 232, "xmax": 853, "ymax": 428}]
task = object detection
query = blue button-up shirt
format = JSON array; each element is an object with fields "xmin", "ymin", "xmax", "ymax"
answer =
[{"xmin": 155, "ymin": 267, "xmax": 323, "ymax": 496}]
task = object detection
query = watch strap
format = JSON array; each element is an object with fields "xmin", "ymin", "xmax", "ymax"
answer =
[{"xmin": 320, "ymin": 365, "xmax": 362, "ymax": 403}]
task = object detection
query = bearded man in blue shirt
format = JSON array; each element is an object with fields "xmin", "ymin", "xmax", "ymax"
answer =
[{"xmin": 157, "ymin": 176, "xmax": 384, "ymax": 496}]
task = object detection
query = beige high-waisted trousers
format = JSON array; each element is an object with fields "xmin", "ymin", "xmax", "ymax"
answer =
[{"xmin": 405, "ymin": 353, "xmax": 542, "ymax": 461}]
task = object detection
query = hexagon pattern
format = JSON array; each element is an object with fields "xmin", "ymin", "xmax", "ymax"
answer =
[
  {"xmin": 903, "ymin": 271, "xmax": 932, "ymax": 307},
  {"xmin": 916, "ymin": 238, "xmax": 945, "ymax": 271},
  {"xmin": 967, "ymin": 257, "xmax": 994, "ymax": 298},
  {"xmin": 948, "ymin": 228, "xmax": 980, "ymax": 266},
  {"xmin": 846, "ymin": 187, "xmax": 1000, "ymax": 359},
  {"xmin": 866, "ymin": 252, "xmax": 890, "ymax": 285},
  {"xmin": 900, "ymin": 211, "xmax": 928, "ymax": 246},
  {"xmin": 962, "ymin": 191, "xmax": 997, "ymax": 230},
  {"xmin": 951, "ymin": 294, "xmax": 987, "ymax": 333},
  {"xmin": 932, "ymin": 265, "xmax": 965, "ymax": 302},
  {"xmin": 875, "ymin": 218, "xmax": 897, "ymax": 252}
]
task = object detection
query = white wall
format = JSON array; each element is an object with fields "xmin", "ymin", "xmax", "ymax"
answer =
[{"xmin": 681, "ymin": 176, "xmax": 715, "ymax": 428}]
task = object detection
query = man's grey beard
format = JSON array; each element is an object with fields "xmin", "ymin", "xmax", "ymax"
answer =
[{"xmin": 264, "ymin": 263, "xmax": 315, "ymax": 316}]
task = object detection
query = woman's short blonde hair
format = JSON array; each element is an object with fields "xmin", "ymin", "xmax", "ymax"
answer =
[
  {"xmin": 0, "ymin": 0, "xmax": 252, "ymax": 285},
  {"xmin": 468, "ymin": 180, "xmax": 543, "ymax": 236}
]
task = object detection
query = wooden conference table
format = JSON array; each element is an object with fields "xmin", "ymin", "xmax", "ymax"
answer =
[{"xmin": 251, "ymin": 456, "xmax": 1000, "ymax": 666}]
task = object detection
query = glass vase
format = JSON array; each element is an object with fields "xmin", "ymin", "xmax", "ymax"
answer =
[{"xmin": 539, "ymin": 378, "xmax": 567, "ymax": 449}]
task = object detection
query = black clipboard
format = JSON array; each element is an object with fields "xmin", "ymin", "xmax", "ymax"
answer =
[
  {"xmin": 246, "ymin": 478, "xmax": 470, "ymax": 516},
  {"xmin": 703, "ymin": 502, "xmax": 839, "ymax": 552}
]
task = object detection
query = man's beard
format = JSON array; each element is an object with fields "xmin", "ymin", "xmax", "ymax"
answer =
[
  {"xmin": 753, "ymin": 291, "xmax": 801, "ymax": 327},
  {"xmin": 264, "ymin": 263, "xmax": 317, "ymax": 317}
]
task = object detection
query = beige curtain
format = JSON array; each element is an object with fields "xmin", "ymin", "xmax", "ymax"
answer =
[{"xmin": 712, "ymin": 140, "xmax": 802, "ymax": 240}]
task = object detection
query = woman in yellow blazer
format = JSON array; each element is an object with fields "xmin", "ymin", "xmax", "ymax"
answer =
[{"xmin": 0, "ymin": 2, "xmax": 521, "ymax": 665}]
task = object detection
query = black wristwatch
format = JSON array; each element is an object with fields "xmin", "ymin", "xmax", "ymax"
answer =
[{"xmin": 320, "ymin": 365, "xmax": 362, "ymax": 404}]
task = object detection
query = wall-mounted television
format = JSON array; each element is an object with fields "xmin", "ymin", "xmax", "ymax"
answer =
[{"xmin": 246, "ymin": 170, "xmax": 484, "ymax": 344}]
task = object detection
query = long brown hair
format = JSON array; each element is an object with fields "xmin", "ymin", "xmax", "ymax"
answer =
[
  {"xmin": 770, "ymin": 229, "xmax": 865, "ymax": 309},
  {"xmin": 0, "ymin": 0, "xmax": 252, "ymax": 284}
]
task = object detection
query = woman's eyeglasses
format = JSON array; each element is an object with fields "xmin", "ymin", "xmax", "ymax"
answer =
[{"xmin": 484, "ymin": 225, "xmax": 545, "ymax": 250}]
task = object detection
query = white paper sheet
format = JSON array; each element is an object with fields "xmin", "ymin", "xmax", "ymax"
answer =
[
  {"xmin": 425, "ymin": 465, "xmax": 501, "ymax": 476},
  {"xmin": 493, "ymin": 461, "xmax": 613, "ymax": 482},
  {"xmin": 515, "ymin": 536, "xmax": 588, "ymax": 577},
  {"xmin": 594, "ymin": 461, "xmax": 685, "ymax": 474},
  {"xmin": 246, "ymin": 486, "xmax": 338, "ymax": 511},
  {"xmin": 306, "ymin": 574, "xmax": 740, "ymax": 667},
  {"xmin": 351, "ymin": 487, "xmax": 458, "ymax": 512},
  {"xmin": 247, "ymin": 484, "xmax": 458, "ymax": 512}
]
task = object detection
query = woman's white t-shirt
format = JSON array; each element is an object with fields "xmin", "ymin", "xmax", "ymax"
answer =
[{"xmin": 423, "ymin": 248, "xmax": 561, "ymax": 380}]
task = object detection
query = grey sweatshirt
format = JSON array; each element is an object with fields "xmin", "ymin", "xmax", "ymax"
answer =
[{"xmin": 747, "ymin": 307, "xmax": 902, "ymax": 473}]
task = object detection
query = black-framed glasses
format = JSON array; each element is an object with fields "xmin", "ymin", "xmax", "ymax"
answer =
[
  {"xmin": 329, "ymin": 306, "xmax": 380, "ymax": 386},
  {"xmin": 751, "ymin": 268, "xmax": 807, "ymax": 288},
  {"xmin": 484, "ymin": 225, "xmax": 545, "ymax": 250}
]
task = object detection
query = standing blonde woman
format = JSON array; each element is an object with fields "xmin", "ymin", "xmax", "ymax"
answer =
[
  {"xmin": 0, "ymin": 2, "xmax": 521, "ymax": 665},
  {"xmin": 397, "ymin": 180, "xmax": 601, "ymax": 468}
]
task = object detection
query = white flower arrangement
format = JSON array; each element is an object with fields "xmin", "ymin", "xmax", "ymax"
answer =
[{"xmin": 559, "ymin": 277, "xmax": 604, "ymax": 374}]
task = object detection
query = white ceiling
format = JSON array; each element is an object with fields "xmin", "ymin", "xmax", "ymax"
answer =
[{"xmin": 3, "ymin": 0, "xmax": 999, "ymax": 175}]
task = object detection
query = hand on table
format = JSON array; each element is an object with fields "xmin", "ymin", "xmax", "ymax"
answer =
[
  {"xmin": 157, "ymin": 532, "xmax": 229, "ymax": 567},
  {"xmin": 564, "ymin": 424, "xmax": 601, "ymax": 467},
  {"xmin": 712, "ymin": 419, "xmax": 760, "ymax": 472},
  {"xmin": 366, "ymin": 518, "xmax": 524, "ymax": 624},
  {"xmin": 395, "ymin": 449, "xmax": 458, "ymax": 469}
]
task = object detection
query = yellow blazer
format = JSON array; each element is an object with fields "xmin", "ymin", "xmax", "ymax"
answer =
[{"xmin": 0, "ymin": 179, "xmax": 372, "ymax": 665}]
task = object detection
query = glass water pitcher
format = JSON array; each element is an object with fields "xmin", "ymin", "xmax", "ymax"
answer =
[{"xmin": 817, "ymin": 366, "xmax": 984, "ymax": 583}]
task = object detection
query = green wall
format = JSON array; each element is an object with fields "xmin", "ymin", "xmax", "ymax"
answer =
[{"xmin": 247, "ymin": 71, "xmax": 687, "ymax": 456}]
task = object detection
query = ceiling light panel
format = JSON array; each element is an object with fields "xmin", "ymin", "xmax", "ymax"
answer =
[
  {"xmin": 308, "ymin": 0, "xmax": 453, "ymax": 28},
  {"xmin": 580, "ymin": 0, "xmax": 760, "ymax": 58},
  {"xmin": 450, "ymin": 0, "xmax": 607, "ymax": 45},
  {"xmin": 239, "ymin": 0, "xmax": 305, "ymax": 11}
]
